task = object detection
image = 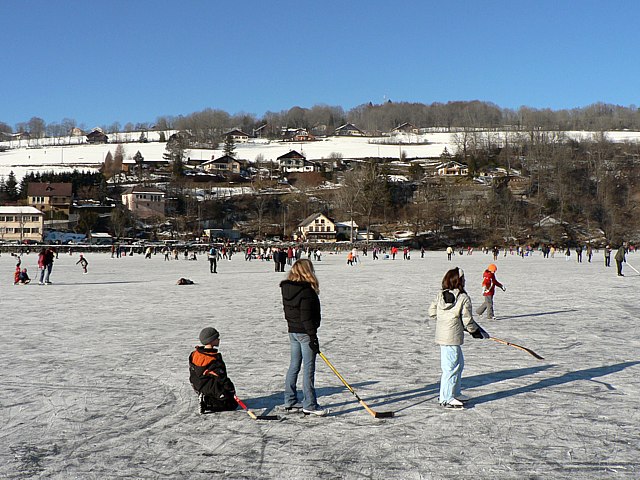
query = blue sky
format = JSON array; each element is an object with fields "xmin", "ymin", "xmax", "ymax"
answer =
[{"xmin": 2, "ymin": 0, "xmax": 639, "ymax": 128}]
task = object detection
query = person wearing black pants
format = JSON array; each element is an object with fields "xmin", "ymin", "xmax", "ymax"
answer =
[{"xmin": 615, "ymin": 244, "xmax": 626, "ymax": 276}]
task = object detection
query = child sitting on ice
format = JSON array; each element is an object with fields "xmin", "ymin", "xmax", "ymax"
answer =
[
  {"xmin": 189, "ymin": 327, "xmax": 238, "ymax": 413},
  {"xmin": 18, "ymin": 268, "xmax": 31, "ymax": 284}
]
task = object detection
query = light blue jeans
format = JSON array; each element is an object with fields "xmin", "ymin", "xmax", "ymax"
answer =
[
  {"xmin": 285, "ymin": 333, "xmax": 318, "ymax": 410},
  {"xmin": 439, "ymin": 345, "xmax": 464, "ymax": 404}
]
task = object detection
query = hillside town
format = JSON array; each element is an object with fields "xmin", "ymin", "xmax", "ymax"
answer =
[{"xmin": 1, "ymin": 104, "xmax": 639, "ymax": 251}]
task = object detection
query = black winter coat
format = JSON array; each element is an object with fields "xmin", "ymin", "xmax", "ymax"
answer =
[
  {"xmin": 189, "ymin": 347, "xmax": 236, "ymax": 410},
  {"xmin": 280, "ymin": 280, "xmax": 321, "ymax": 336}
]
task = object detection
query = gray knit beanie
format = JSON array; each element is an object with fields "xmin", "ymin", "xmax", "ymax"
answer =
[{"xmin": 199, "ymin": 327, "xmax": 220, "ymax": 345}]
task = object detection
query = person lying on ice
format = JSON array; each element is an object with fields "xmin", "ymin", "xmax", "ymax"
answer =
[{"xmin": 189, "ymin": 327, "xmax": 238, "ymax": 414}]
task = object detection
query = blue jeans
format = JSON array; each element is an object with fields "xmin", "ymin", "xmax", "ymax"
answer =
[
  {"xmin": 43, "ymin": 264, "xmax": 52, "ymax": 283},
  {"xmin": 285, "ymin": 333, "xmax": 318, "ymax": 410},
  {"xmin": 439, "ymin": 345, "xmax": 464, "ymax": 404}
]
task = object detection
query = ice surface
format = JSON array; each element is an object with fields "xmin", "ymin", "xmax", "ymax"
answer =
[{"xmin": 1, "ymin": 249, "xmax": 639, "ymax": 479}]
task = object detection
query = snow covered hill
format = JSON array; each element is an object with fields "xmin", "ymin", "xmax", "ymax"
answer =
[{"xmin": 2, "ymin": 130, "xmax": 640, "ymax": 182}]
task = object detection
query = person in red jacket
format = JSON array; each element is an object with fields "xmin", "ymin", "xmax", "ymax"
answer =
[{"xmin": 476, "ymin": 264, "xmax": 505, "ymax": 320}]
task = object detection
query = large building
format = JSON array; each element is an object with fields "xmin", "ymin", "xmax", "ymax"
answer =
[
  {"xmin": 27, "ymin": 182, "xmax": 73, "ymax": 218},
  {"xmin": 296, "ymin": 212, "xmax": 336, "ymax": 243},
  {"xmin": 121, "ymin": 185, "xmax": 166, "ymax": 219},
  {"xmin": 0, "ymin": 206, "xmax": 45, "ymax": 242}
]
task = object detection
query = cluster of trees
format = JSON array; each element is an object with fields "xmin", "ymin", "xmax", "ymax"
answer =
[{"xmin": 5, "ymin": 101, "xmax": 640, "ymax": 143}]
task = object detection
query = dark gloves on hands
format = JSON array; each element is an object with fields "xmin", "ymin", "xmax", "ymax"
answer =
[
  {"xmin": 470, "ymin": 327, "xmax": 490, "ymax": 339},
  {"xmin": 309, "ymin": 335, "xmax": 320, "ymax": 354}
]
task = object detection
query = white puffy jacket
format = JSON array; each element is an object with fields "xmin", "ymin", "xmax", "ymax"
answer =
[{"xmin": 429, "ymin": 289, "xmax": 480, "ymax": 346}]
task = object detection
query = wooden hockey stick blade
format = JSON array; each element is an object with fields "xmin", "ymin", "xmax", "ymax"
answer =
[
  {"xmin": 490, "ymin": 337, "xmax": 544, "ymax": 360},
  {"xmin": 374, "ymin": 411, "xmax": 395, "ymax": 418}
]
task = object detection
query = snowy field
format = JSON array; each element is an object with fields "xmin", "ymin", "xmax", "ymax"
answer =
[
  {"xmin": 1, "ymin": 249, "xmax": 639, "ymax": 479},
  {"xmin": 2, "ymin": 130, "xmax": 640, "ymax": 182}
]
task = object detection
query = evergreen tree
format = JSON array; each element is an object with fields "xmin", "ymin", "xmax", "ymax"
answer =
[
  {"xmin": 102, "ymin": 151, "xmax": 114, "ymax": 178},
  {"xmin": 163, "ymin": 135, "xmax": 188, "ymax": 178},
  {"xmin": 5, "ymin": 171, "xmax": 19, "ymax": 201},
  {"xmin": 223, "ymin": 135, "xmax": 236, "ymax": 158},
  {"xmin": 133, "ymin": 151, "xmax": 144, "ymax": 179}
]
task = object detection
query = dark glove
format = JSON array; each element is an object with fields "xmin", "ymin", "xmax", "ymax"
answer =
[
  {"xmin": 309, "ymin": 335, "xmax": 320, "ymax": 354},
  {"xmin": 470, "ymin": 327, "xmax": 489, "ymax": 339},
  {"xmin": 500, "ymin": 285, "xmax": 506, "ymax": 292}
]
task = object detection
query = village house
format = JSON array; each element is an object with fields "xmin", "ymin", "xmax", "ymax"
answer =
[
  {"xmin": 282, "ymin": 128, "xmax": 315, "ymax": 142},
  {"xmin": 277, "ymin": 151, "xmax": 322, "ymax": 173},
  {"xmin": 252, "ymin": 124, "xmax": 267, "ymax": 138},
  {"xmin": 335, "ymin": 220, "xmax": 359, "ymax": 241},
  {"xmin": 0, "ymin": 206, "xmax": 44, "ymax": 243},
  {"xmin": 392, "ymin": 122, "xmax": 419, "ymax": 134},
  {"xmin": 201, "ymin": 155, "xmax": 241, "ymax": 175},
  {"xmin": 435, "ymin": 161, "xmax": 469, "ymax": 176},
  {"xmin": 27, "ymin": 182, "xmax": 73, "ymax": 218},
  {"xmin": 278, "ymin": 150, "xmax": 304, "ymax": 171},
  {"xmin": 225, "ymin": 129, "xmax": 250, "ymax": 143},
  {"xmin": 334, "ymin": 123, "xmax": 366, "ymax": 136},
  {"xmin": 121, "ymin": 185, "xmax": 166, "ymax": 219},
  {"xmin": 86, "ymin": 128, "xmax": 109, "ymax": 144},
  {"xmin": 296, "ymin": 212, "xmax": 336, "ymax": 243}
]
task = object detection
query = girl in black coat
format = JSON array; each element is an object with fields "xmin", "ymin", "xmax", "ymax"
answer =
[{"xmin": 280, "ymin": 259, "xmax": 327, "ymax": 416}]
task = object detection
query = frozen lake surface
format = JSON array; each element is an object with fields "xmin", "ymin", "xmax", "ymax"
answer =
[{"xmin": 1, "ymin": 249, "xmax": 639, "ymax": 479}]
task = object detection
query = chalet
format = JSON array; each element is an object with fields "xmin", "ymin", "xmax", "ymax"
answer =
[
  {"xmin": 69, "ymin": 127, "xmax": 84, "ymax": 137},
  {"xmin": 0, "ymin": 206, "xmax": 44, "ymax": 242},
  {"xmin": 296, "ymin": 212, "xmax": 336, "ymax": 243},
  {"xmin": 282, "ymin": 128, "xmax": 315, "ymax": 142},
  {"xmin": 392, "ymin": 122, "xmax": 419, "ymax": 134},
  {"xmin": 278, "ymin": 150, "xmax": 305, "ymax": 170},
  {"xmin": 86, "ymin": 128, "xmax": 108, "ymax": 144},
  {"xmin": 121, "ymin": 185, "xmax": 166, "ymax": 219},
  {"xmin": 225, "ymin": 129, "xmax": 250, "ymax": 143},
  {"xmin": 27, "ymin": 182, "xmax": 73, "ymax": 217},
  {"xmin": 310, "ymin": 124, "xmax": 328, "ymax": 137},
  {"xmin": 121, "ymin": 158, "xmax": 170, "ymax": 174},
  {"xmin": 334, "ymin": 123, "xmax": 365, "ymax": 137},
  {"xmin": 201, "ymin": 155, "xmax": 241, "ymax": 174},
  {"xmin": 253, "ymin": 124, "xmax": 267, "ymax": 138},
  {"xmin": 436, "ymin": 161, "xmax": 469, "ymax": 176}
]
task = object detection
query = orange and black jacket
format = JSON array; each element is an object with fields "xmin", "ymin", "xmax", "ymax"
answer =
[{"xmin": 188, "ymin": 346, "xmax": 235, "ymax": 400}]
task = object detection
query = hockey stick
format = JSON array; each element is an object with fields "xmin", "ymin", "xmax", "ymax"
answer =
[
  {"xmin": 625, "ymin": 262, "xmax": 640, "ymax": 275},
  {"xmin": 489, "ymin": 336, "xmax": 544, "ymax": 360},
  {"xmin": 233, "ymin": 395, "xmax": 280, "ymax": 421},
  {"xmin": 318, "ymin": 352, "xmax": 394, "ymax": 419}
]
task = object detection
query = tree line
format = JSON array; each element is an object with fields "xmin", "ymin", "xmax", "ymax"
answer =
[{"xmin": 3, "ymin": 101, "xmax": 640, "ymax": 142}]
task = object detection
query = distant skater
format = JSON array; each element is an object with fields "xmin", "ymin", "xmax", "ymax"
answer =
[
  {"xmin": 76, "ymin": 254, "xmax": 88, "ymax": 274},
  {"xmin": 446, "ymin": 246, "xmax": 453, "ymax": 261},
  {"xmin": 476, "ymin": 264, "xmax": 505, "ymax": 320},
  {"xmin": 615, "ymin": 243, "xmax": 626, "ymax": 276},
  {"xmin": 604, "ymin": 245, "xmax": 612, "ymax": 267},
  {"xmin": 208, "ymin": 245, "xmax": 218, "ymax": 273}
]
